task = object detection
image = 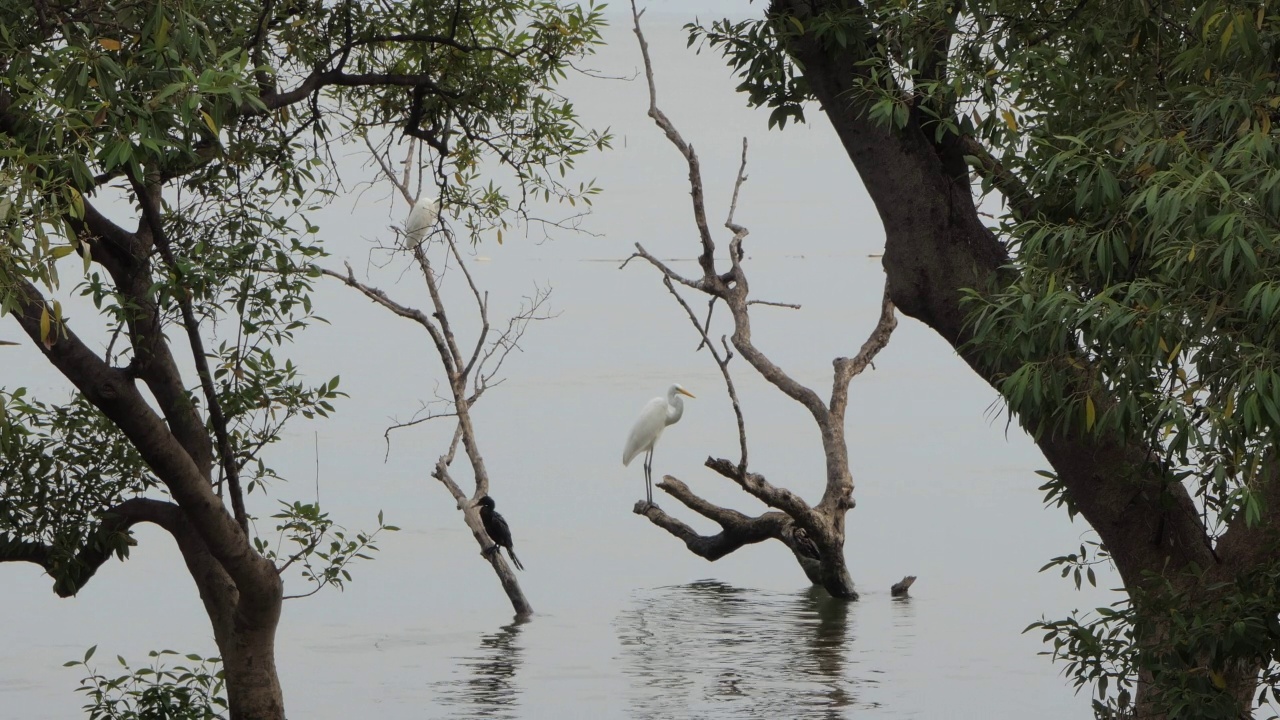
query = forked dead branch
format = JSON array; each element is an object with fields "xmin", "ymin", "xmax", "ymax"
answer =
[
  {"xmin": 324, "ymin": 139, "xmax": 542, "ymax": 617},
  {"xmin": 624, "ymin": 2, "xmax": 911, "ymax": 599}
]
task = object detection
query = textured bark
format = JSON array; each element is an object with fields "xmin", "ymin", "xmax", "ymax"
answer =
[
  {"xmin": 5, "ymin": 202, "xmax": 287, "ymax": 720},
  {"xmin": 768, "ymin": 0, "xmax": 1263, "ymax": 714}
]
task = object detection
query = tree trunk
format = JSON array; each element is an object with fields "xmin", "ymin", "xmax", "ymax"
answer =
[
  {"xmin": 807, "ymin": 515, "xmax": 857, "ymax": 599},
  {"xmin": 768, "ymin": 0, "xmax": 1245, "ymax": 711},
  {"xmin": 220, "ymin": 621, "xmax": 286, "ymax": 720},
  {"xmin": 173, "ymin": 517, "xmax": 286, "ymax": 720}
]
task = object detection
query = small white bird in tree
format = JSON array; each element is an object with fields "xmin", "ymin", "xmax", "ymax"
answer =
[
  {"xmin": 404, "ymin": 195, "xmax": 439, "ymax": 249},
  {"xmin": 622, "ymin": 384, "xmax": 695, "ymax": 505}
]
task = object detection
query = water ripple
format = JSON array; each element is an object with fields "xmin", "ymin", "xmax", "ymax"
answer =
[
  {"xmin": 431, "ymin": 619, "xmax": 527, "ymax": 719},
  {"xmin": 615, "ymin": 580, "xmax": 882, "ymax": 719}
]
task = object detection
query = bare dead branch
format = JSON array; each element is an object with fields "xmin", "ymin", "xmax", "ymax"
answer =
[
  {"xmin": 727, "ymin": 305, "xmax": 832, "ymax": 423},
  {"xmin": 726, "ymin": 138, "xmax": 750, "ymax": 266},
  {"xmin": 473, "ymin": 284, "xmax": 555, "ymax": 398},
  {"xmin": 695, "ymin": 297, "xmax": 716, "ymax": 351},
  {"xmin": 658, "ymin": 276, "xmax": 749, "ymax": 469},
  {"xmin": 747, "ymin": 299, "xmax": 802, "ymax": 310},
  {"xmin": 439, "ymin": 228, "xmax": 491, "ymax": 381},
  {"xmin": 432, "ymin": 445, "xmax": 531, "ymax": 616},
  {"xmin": 623, "ymin": 244, "xmax": 707, "ymax": 293},
  {"xmin": 623, "ymin": 5, "xmax": 902, "ymax": 599},
  {"xmin": 725, "ymin": 138, "xmax": 749, "ymax": 230},
  {"xmin": 626, "ymin": 36, "xmax": 828, "ymax": 449},
  {"xmin": 320, "ymin": 264, "xmax": 455, "ymax": 373},
  {"xmin": 631, "ymin": 0, "xmax": 717, "ymax": 280},
  {"xmin": 891, "ymin": 575, "xmax": 917, "ymax": 597},
  {"xmin": 831, "ymin": 281, "xmax": 898, "ymax": 419},
  {"xmin": 327, "ymin": 138, "xmax": 535, "ymax": 615},
  {"xmin": 633, "ymin": 477, "xmax": 791, "ymax": 560},
  {"xmin": 704, "ymin": 457, "xmax": 819, "ymax": 526}
]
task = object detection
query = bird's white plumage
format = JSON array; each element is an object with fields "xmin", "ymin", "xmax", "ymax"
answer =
[
  {"xmin": 404, "ymin": 196, "xmax": 440, "ymax": 249},
  {"xmin": 623, "ymin": 396, "xmax": 670, "ymax": 466},
  {"xmin": 622, "ymin": 384, "xmax": 694, "ymax": 504}
]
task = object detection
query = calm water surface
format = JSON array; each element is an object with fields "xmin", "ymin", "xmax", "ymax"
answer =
[
  {"xmin": 426, "ymin": 582, "xmax": 911, "ymax": 720},
  {"xmin": 3, "ymin": 10, "xmax": 1114, "ymax": 719}
]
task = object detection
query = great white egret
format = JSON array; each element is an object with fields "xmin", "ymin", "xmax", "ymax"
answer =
[
  {"xmin": 404, "ymin": 195, "xmax": 439, "ymax": 249},
  {"xmin": 474, "ymin": 495, "xmax": 524, "ymax": 571},
  {"xmin": 622, "ymin": 384, "xmax": 696, "ymax": 505}
]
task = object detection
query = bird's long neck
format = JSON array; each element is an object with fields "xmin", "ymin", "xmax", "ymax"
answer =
[{"xmin": 665, "ymin": 392, "xmax": 684, "ymax": 426}]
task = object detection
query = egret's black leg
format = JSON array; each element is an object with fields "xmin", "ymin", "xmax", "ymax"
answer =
[{"xmin": 644, "ymin": 448, "xmax": 654, "ymax": 505}]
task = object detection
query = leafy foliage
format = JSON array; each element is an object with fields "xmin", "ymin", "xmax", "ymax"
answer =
[
  {"xmin": 0, "ymin": 0, "xmax": 606, "ymax": 713},
  {"xmin": 695, "ymin": 0, "xmax": 1280, "ymax": 714},
  {"xmin": 255, "ymin": 503, "xmax": 399, "ymax": 599},
  {"xmin": 69, "ymin": 647, "xmax": 227, "ymax": 720},
  {"xmin": 0, "ymin": 390, "xmax": 153, "ymax": 590},
  {"xmin": 0, "ymin": 0, "xmax": 605, "ymax": 570}
]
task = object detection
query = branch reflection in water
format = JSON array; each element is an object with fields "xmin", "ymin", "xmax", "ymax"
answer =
[
  {"xmin": 616, "ymin": 580, "xmax": 883, "ymax": 718},
  {"xmin": 433, "ymin": 617, "xmax": 528, "ymax": 719}
]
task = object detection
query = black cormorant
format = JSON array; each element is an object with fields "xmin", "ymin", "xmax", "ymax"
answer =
[{"xmin": 474, "ymin": 495, "xmax": 524, "ymax": 571}]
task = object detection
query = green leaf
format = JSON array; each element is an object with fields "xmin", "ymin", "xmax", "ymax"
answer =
[{"xmin": 201, "ymin": 110, "xmax": 219, "ymax": 136}]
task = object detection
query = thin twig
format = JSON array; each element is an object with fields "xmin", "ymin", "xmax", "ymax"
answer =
[
  {"xmin": 747, "ymin": 299, "xmax": 802, "ymax": 310},
  {"xmin": 659, "ymin": 275, "xmax": 749, "ymax": 469},
  {"xmin": 631, "ymin": 0, "xmax": 718, "ymax": 280},
  {"xmin": 726, "ymin": 138, "xmax": 749, "ymax": 266},
  {"xmin": 362, "ymin": 133, "xmax": 413, "ymax": 205},
  {"xmin": 830, "ymin": 281, "xmax": 897, "ymax": 420}
]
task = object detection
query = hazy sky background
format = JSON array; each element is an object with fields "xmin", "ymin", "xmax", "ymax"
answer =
[{"xmin": 1, "ymin": 6, "xmax": 1117, "ymax": 719}]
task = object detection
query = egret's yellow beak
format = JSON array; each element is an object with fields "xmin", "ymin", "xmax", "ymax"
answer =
[{"xmin": 677, "ymin": 387, "xmax": 696, "ymax": 398}]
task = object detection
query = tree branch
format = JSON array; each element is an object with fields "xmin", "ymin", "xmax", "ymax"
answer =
[
  {"xmin": 633, "ymin": 476, "xmax": 791, "ymax": 560},
  {"xmin": 432, "ymin": 434, "xmax": 532, "ymax": 616},
  {"xmin": 704, "ymin": 457, "xmax": 819, "ymax": 526},
  {"xmin": 960, "ymin": 134, "xmax": 1033, "ymax": 221},
  {"xmin": 631, "ymin": 2, "xmax": 718, "ymax": 281},
  {"xmin": 0, "ymin": 498, "xmax": 182, "ymax": 597},
  {"xmin": 7, "ymin": 277, "xmax": 272, "ymax": 593},
  {"xmin": 129, "ymin": 173, "xmax": 249, "ymax": 535},
  {"xmin": 321, "ymin": 262, "xmax": 455, "ymax": 373},
  {"xmin": 831, "ymin": 281, "xmax": 897, "ymax": 420},
  {"xmin": 657, "ymin": 276, "xmax": 749, "ymax": 469}
]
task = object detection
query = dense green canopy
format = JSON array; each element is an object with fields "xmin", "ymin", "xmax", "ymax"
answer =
[{"xmin": 695, "ymin": 0, "xmax": 1280, "ymax": 715}]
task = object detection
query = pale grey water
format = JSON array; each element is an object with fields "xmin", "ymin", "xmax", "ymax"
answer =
[{"xmin": 2, "ymin": 8, "xmax": 1116, "ymax": 719}]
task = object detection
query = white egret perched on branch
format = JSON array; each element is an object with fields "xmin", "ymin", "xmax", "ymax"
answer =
[
  {"xmin": 623, "ymin": 384, "xmax": 695, "ymax": 505},
  {"xmin": 404, "ymin": 195, "xmax": 439, "ymax": 249}
]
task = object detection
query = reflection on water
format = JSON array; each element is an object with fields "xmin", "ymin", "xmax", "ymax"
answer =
[
  {"xmin": 890, "ymin": 595, "xmax": 917, "ymax": 656},
  {"xmin": 616, "ymin": 580, "xmax": 883, "ymax": 719},
  {"xmin": 432, "ymin": 618, "xmax": 528, "ymax": 719}
]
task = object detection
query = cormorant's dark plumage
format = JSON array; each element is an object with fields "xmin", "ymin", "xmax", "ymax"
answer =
[{"xmin": 475, "ymin": 495, "xmax": 524, "ymax": 571}]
